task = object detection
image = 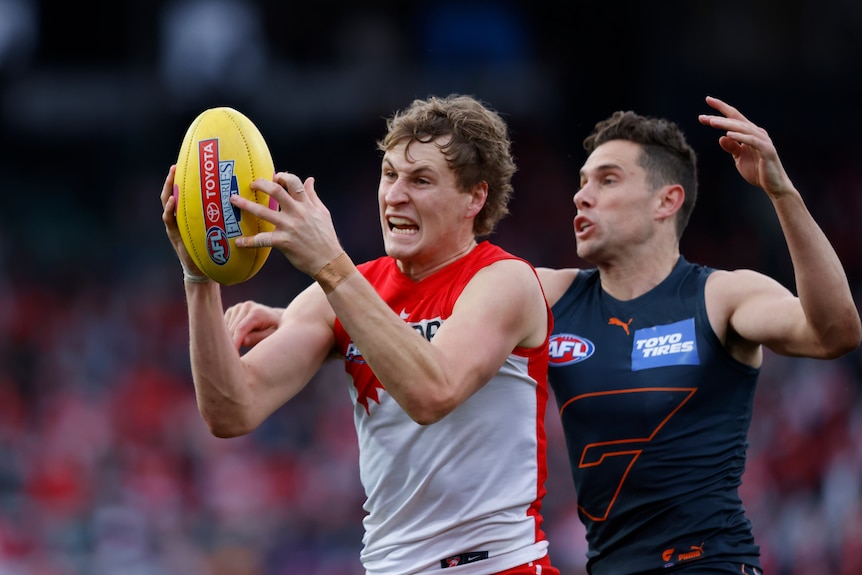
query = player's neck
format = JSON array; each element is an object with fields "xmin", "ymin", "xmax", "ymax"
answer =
[
  {"xmin": 397, "ymin": 239, "xmax": 478, "ymax": 282},
  {"xmin": 598, "ymin": 249, "xmax": 680, "ymax": 301}
]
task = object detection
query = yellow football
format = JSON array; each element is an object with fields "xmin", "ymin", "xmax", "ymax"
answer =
[{"xmin": 174, "ymin": 107, "xmax": 276, "ymax": 285}]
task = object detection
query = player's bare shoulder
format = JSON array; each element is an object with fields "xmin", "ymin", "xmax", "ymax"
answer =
[
  {"xmin": 705, "ymin": 268, "xmax": 777, "ymax": 307},
  {"xmin": 536, "ymin": 267, "xmax": 579, "ymax": 308},
  {"xmin": 477, "ymin": 258, "xmax": 547, "ymax": 305}
]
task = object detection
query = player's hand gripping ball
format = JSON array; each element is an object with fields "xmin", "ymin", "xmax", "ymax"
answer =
[{"xmin": 174, "ymin": 107, "xmax": 277, "ymax": 285}]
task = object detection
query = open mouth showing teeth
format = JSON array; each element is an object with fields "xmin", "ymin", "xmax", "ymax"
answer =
[{"xmin": 388, "ymin": 216, "xmax": 418, "ymax": 235}]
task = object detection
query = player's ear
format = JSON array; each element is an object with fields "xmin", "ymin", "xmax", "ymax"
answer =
[
  {"xmin": 465, "ymin": 181, "xmax": 488, "ymax": 218},
  {"xmin": 656, "ymin": 183, "xmax": 684, "ymax": 220}
]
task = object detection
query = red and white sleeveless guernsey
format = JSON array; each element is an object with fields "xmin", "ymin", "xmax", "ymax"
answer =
[{"xmin": 333, "ymin": 241, "xmax": 554, "ymax": 575}]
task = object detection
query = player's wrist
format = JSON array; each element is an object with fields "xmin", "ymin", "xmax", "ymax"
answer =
[
  {"xmin": 314, "ymin": 252, "xmax": 356, "ymax": 294},
  {"xmin": 181, "ymin": 263, "xmax": 211, "ymax": 283}
]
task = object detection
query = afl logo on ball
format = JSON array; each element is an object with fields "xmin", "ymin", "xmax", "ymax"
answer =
[
  {"xmin": 549, "ymin": 333, "xmax": 595, "ymax": 366},
  {"xmin": 207, "ymin": 227, "xmax": 230, "ymax": 265},
  {"xmin": 174, "ymin": 106, "xmax": 275, "ymax": 284}
]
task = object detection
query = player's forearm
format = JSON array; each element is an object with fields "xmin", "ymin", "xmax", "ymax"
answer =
[
  {"xmin": 325, "ymin": 272, "xmax": 454, "ymax": 424},
  {"xmin": 774, "ymin": 192, "xmax": 862, "ymax": 353},
  {"xmin": 185, "ymin": 282, "xmax": 261, "ymax": 436}
]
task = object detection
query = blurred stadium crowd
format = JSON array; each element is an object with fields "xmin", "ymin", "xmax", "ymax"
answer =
[{"xmin": 2, "ymin": 1, "xmax": 862, "ymax": 574}]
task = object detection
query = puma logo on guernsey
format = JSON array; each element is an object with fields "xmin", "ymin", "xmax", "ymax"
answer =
[
  {"xmin": 662, "ymin": 543, "xmax": 705, "ymax": 564},
  {"xmin": 608, "ymin": 317, "xmax": 633, "ymax": 335}
]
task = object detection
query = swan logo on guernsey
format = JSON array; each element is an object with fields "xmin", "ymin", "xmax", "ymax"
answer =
[
  {"xmin": 548, "ymin": 334, "xmax": 595, "ymax": 366},
  {"xmin": 631, "ymin": 318, "xmax": 699, "ymax": 371}
]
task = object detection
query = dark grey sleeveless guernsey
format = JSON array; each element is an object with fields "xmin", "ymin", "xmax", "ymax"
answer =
[{"xmin": 548, "ymin": 257, "xmax": 762, "ymax": 574}]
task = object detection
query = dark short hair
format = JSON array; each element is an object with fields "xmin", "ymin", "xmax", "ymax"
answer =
[{"xmin": 584, "ymin": 110, "xmax": 698, "ymax": 238}]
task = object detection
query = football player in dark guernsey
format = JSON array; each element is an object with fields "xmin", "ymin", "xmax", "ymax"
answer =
[{"xmin": 538, "ymin": 96, "xmax": 860, "ymax": 574}]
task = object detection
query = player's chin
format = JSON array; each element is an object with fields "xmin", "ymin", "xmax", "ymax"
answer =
[
  {"xmin": 382, "ymin": 232, "xmax": 420, "ymax": 259},
  {"xmin": 575, "ymin": 240, "xmax": 595, "ymax": 261}
]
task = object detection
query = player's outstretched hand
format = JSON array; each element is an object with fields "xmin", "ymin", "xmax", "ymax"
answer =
[{"xmin": 698, "ymin": 96, "xmax": 795, "ymax": 200}]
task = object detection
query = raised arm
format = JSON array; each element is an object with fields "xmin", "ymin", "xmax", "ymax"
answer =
[
  {"xmin": 161, "ymin": 166, "xmax": 335, "ymax": 438},
  {"xmin": 232, "ymin": 172, "xmax": 549, "ymax": 425},
  {"xmin": 699, "ymin": 96, "xmax": 861, "ymax": 358},
  {"xmin": 326, "ymin": 257, "xmax": 549, "ymax": 424}
]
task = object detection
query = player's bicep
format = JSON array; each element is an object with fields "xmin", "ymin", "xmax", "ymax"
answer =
[
  {"xmin": 241, "ymin": 283, "xmax": 337, "ymax": 409},
  {"xmin": 433, "ymin": 260, "xmax": 547, "ymax": 397},
  {"xmin": 713, "ymin": 270, "xmax": 809, "ymax": 355}
]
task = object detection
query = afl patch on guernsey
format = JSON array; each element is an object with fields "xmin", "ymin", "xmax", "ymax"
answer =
[{"xmin": 549, "ymin": 333, "xmax": 595, "ymax": 366}]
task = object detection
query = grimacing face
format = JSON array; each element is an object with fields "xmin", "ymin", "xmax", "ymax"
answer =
[{"xmin": 377, "ymin": 138, "xmax": 482, "ymax": 278}]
